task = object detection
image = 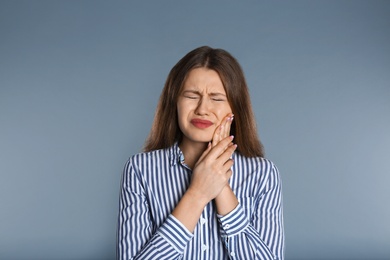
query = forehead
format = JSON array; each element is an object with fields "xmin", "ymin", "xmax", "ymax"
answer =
[{"xmin": 182, "ymin": 68, "xmax": 226, "ymax": 93}]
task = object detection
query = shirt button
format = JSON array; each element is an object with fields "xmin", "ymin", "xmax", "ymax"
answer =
[
  {"xmin": 230, "ymin": 252, "xmax": 235, "ymax": 257},
  {"xmin": 201, "ymin": 244, "xmax": 208, "ymax": 251},
  {"xmin": 200, "ymin": 217, "xmax": 206, "ymax": 225},
  {"xmin": 224, "ymin": 224, "xmax": 230, "ymax": 229}
]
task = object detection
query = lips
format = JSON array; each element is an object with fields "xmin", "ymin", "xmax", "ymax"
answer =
[{"xmin": 190, "ymin": 119, "xmax": 213, "ymax": 129}]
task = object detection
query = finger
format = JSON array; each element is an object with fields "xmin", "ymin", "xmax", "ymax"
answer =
[
  {"xmin": 221, "ymin": 116, "xmax": 230, "ymax": 141},
  {"xmin": 217, "ymin": 143, "xmax": 237, "ymax": 163},
  {"xmin": 225, "ymin": 168, "xmax": 233, "ymax": 179},
  {"xmin": 207, "ymin": 136, "xmax": 235, "ymax": 160},
  {"xmin": 219, "ymin": 167, "xmax": 233, "ymax": 184},
  {"xmin": 196, "ymin": 142, "xmax": 212, "ymax": 165},
  {"xmin": 224, "ymin": 116, "xmax": 232, "ymax": 138},
  {"xmin": 221, "ymin": 113, "xmax": 234, "ymax": 141},
  {"xmin": 228, "ymin": 114, "xmax": 234, "ymax": 136},
  {"xmin": 222, "ymin": 159, "xmax": 234, "ymax": 172},
  {"xmin": 212, "ymin": 124, "xmax": 223, "ymax": 147},
  {"xmin": 226, "ymin": 169, "xmax": 233, "ymax": 180}
]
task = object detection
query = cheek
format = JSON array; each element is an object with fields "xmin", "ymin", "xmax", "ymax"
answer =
[
  {"xmin": 177, "ymin": 103, "xmax": 190, "ymax": 128},
  {"xmin": 177, "ymin": 104, "xmax": 186, "ymax": 115},
  {"xmin": 215, "ymin": 105, "xmax": 233, "ymax": 120},
  {"xmin": 176, "ymin": 107, "xmax": 184, "ymax": 126}
]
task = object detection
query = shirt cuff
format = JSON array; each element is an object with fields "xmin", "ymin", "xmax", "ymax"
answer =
[
  {"xmin": 157, "ymin": 214, "xmax": 194, "ymax": 253},
  {"xmin": 217, "ymin": 204, "xmax": 249, "ymax": 238}
]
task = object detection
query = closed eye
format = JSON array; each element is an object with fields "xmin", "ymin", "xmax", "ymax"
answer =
[
  {"xmin": 209, "ymin": 92, "xmax": 227, "ymax": 102},
  {"xmin": 184, "ymin": 95, "xmax": 199, "ymax": 99}
]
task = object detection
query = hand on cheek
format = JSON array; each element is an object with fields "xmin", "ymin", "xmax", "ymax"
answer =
[
  {"xmin": 212, "ymin": 114, "xmax": 234, "ymax": 147},
  {"xmin": 188, "ymin": 113, "xmax": 236, "ymax": 203},
  {"xmin": 212, "ymin": 114, "xmax": 239, "ymax": 215}
]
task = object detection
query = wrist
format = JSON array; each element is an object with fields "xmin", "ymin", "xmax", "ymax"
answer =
[
  {"xmin": 214, "ymin": 186, "xmax": 238, "ymax": 216},
  {"xmin": 171, "ymin": 188, "xmax": 209, "ymax": 232},
  {"xmin": 185, "ymin": 187, "xmax": 210, "ymax": 207},
  {"xmin": 215, "ymin": 185, "xmax": 230, "ymax": 199}
]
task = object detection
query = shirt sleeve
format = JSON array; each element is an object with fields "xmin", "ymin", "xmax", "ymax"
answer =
[
  {"xmin": 117, "ymin": 158, "xmax": 193, "ymax": 260},
  {"xmin": 217, "ymin": 164, "xmax": 284, "ymax": 260}
]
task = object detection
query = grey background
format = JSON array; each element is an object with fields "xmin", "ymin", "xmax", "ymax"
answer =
[{"xmin": 1, "ymin": 1, "xmax": 389, "ymax": 259}]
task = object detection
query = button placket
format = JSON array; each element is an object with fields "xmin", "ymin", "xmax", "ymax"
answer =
[{"xmin": 200, "ymin": 209, "xmax": 208, "ymax": 258}]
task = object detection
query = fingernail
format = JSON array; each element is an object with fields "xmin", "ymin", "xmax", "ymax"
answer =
[{"xmin": 230, "ymin": 135, "xmax": 234, "ymax": 140}]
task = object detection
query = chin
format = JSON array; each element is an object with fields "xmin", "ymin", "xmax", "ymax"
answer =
[
  {"xmin": 187, "ymin": 135, "xmax": 213, "ymax": 144},
  {"xmin": 193, "ymin": 136, "xmax": 212, "ymax": 143}
]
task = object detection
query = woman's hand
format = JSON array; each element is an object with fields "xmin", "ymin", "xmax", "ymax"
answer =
[
  {"xmin": 172, "ymin": 114, "xmax": 237, "ymax": 231},
  {"xmin": 212, "ymin": 114, "xmax": 234, "ymax": 146},
  {"xmin": 211, "ymin": 114, "xmax": 239, "ymax": 216},
  {"xmin": 187, "ymin": 114, "xmax": 236, "ymax": 204}
]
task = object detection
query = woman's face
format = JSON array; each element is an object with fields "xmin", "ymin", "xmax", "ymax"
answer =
[{"xmin": 177, "ymin": 68, "xmax": 232, "ymax": 145}]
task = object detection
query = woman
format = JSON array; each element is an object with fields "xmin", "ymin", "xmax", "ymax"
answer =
[{"xmin": 117, "ymin": 46, "xmax": 284, "ymax": 259}]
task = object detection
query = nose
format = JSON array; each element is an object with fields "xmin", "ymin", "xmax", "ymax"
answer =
[{"xmin": 194, "ymin": 97, "xmax": 210, "ymax": 115}]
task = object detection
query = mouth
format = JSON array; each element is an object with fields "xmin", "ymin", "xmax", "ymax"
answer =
[{"xmin": 190, "ymin": 119, "xmax": 213, "ymax": 129}]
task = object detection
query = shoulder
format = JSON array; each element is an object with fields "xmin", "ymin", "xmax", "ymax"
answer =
[
  {"xmin": 129, "ymin": 148, "xmax": 166, "ymax": 162},
  {"xmin": 126, "ymin": 147, "xmax": 170, "ymax": 169},
  {"xmin": 234, "ymin": 152, "xmax": 279, "ymax": 174},
  {"xmin": 121, "ymin": 147, "xmax": 172, "ymax": 185},
  {"xmin": 231, "ymin": 153, "xmax": 282, "ymax": 197},
  {"xmin": 233, "ymin": 152, "xmax": 281, "ymax": 184}
]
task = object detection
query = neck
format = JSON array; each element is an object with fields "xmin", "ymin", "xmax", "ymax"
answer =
[{"xmin": 179, "ymin": 139, "xmax": 208, "ymax": 169}]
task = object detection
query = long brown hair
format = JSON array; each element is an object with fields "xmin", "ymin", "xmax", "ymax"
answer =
[{"xmin": 144, "ymin": 46, "xmax": 264, "ymax": 157}]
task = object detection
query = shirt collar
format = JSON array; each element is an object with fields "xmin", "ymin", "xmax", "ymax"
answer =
[
  {"xmin": 168, "ymin": 142, "xmax": 185, "ymax": 167},
  {"xmin": 168, "ymin": 142, "xmax": 237, "ymax": 170}
]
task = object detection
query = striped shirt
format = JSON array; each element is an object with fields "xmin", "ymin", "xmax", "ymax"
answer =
[{"xmin": 117, "ymin": 143, "xmax": 284, "ymax": 260}]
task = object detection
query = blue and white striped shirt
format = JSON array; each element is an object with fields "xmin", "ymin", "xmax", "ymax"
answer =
[{"xmin": 117, "ymin": 143, "xmax": 284, "ymax": 259}]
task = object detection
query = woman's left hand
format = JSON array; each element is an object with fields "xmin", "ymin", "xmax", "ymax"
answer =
[
  {"xmin": 212, "ymin": 113, "xmax": 234, "ymax": 147},
  {"xmin": 212, "ymin": 113, "xmax": 239, "ymax": 215}
]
